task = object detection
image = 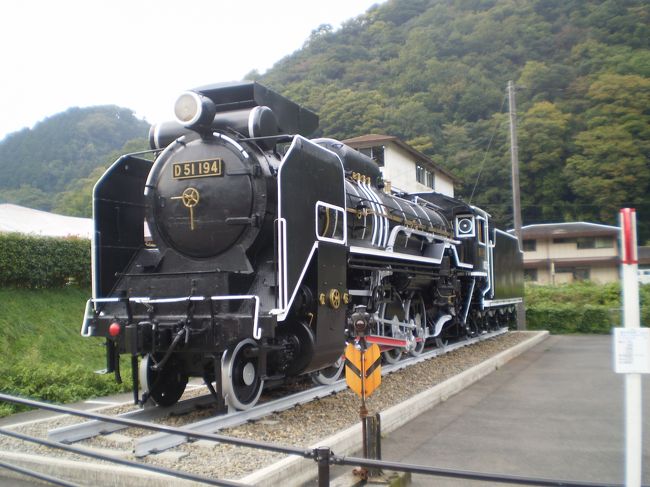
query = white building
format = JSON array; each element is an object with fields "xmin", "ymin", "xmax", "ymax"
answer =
[
  {"xmin": 520, "ymin": 222, "xmax": 620, "ymax": 284},
  {"xmin": 343, "ymin": 134, "xmax": 458, "ymax": 197},
  {"xmin": 0, "ymin": 204, "xmax": 92, "ymax": 239}
]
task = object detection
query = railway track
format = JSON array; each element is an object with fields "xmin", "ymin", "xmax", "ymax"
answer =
[{"xmin": 47, "ymin": 328, "xmax": 507, "ymax": 457}]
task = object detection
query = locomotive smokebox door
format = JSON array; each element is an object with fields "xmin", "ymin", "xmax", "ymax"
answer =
[{"xmin": 278, "ymin": 136, "xmax": 347, "ymax": 370}]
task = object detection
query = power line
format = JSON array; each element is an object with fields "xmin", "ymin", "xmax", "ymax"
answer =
[{"xmin": 468, "ymin": 94, "xmax": 508, "ymax": 204}]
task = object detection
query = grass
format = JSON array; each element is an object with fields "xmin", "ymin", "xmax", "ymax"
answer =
[
  {"xmin": 1, "ymin": 281, "xmax": 648, "ymax": 416},
  {"xmin": 0, "ymin": 286, "xmax": 131, "ymax": 417}
]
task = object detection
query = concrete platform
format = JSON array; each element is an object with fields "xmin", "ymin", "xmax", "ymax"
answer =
[{"xmin": 335, "ymin": 335, "xmax": 650, "ymax": 486}]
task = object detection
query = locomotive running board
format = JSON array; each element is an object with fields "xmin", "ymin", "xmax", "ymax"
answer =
[{"xmin": 483, "ymin": 298, "xmax": 523, "ymax": 308}]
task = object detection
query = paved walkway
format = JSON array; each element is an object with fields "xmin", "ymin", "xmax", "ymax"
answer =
[{"xmin": 372, "ymin": 335, "xmax": 649, "ymax": 486}]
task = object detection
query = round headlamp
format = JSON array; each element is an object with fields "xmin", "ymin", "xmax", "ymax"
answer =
[{"xmin": 174, "ymin": 91, "xmax": 216, "ymax": 129}]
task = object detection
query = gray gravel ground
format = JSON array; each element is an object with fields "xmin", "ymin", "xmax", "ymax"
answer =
[{"xmin": 0, "ymin": 331, "xmax": 530, "ymax": 482}]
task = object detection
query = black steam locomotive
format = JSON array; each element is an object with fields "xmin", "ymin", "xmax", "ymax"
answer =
[{"xmin": 82, "ymin": 82, "xmax": 523, "ymax": 410}]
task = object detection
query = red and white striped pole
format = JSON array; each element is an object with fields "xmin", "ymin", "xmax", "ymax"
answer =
[{"xmin": 619, "ymin": 208, "xmax": 641, "ymax": 487}]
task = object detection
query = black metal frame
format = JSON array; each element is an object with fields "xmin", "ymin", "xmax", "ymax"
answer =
[{"xmin": 0, "ymin": 393, "xmax": 630, "ymax": 487}]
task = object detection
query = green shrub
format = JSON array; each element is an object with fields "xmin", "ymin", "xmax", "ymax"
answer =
[
  {"xmin": 526, "ymin": 304, "xmax": 580, "ymax": 334},
  {"xmin": 0, "ymin": 287, "xmax": 131, "ymax": 417},
  {"xmin": 0, "ymin": 233, "xmax": 91, "ymax": 287},
  {"xmin": 525, "ymin": 282, "xmax": 650, "ymax": 334},
  {"xmin": 577, "ymin": 305, "xmax": 612, "ymax": 334},
  {"xmin": 0, "ymin": 363, "xmax": 131, "ymax": 416}
]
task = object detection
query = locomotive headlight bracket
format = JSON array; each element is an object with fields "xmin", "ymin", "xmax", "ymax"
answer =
[
  {"xmin": 174, "ymin": 91, "xmax": 217, "ymax": 129},
  {"xmin": 455, "ymin": 215, "xmax": 476, "ymax": 238}
]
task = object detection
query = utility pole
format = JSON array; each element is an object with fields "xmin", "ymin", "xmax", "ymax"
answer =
[
  {"xmin": 508, "ymin": 80, "xmax": 526, "ymax": 331},
  {"xmin": 507, "ymin": 80, "xmax": 522, "ymax": 245}
]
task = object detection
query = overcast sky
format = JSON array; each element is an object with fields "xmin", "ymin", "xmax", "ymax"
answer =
[{"xmin": 0, "ymin": 0, "xmax": 383, "ymax": 141}]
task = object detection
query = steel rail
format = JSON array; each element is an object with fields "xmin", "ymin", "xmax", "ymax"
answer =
[
  {"xmin": 0, "ymin": 394, "xmax": 310, "ymax": 459},
  {"xmin": 51, "ymin": 327, "xmax": 507, "ymax": 448},
  {"xmin": 134, "ymin": 376, "xmax": 349, "ymax": 456},
  {"xmin": 134, "ymin": 328, "xmax": 508, "ymax": 456},
  {"xmin": 48, "ymin": 391, "xmax": 216, "ymax": 443},
  {"xmin": 0, "ymin": 427, "xmax": 247, "ymax": 487}
]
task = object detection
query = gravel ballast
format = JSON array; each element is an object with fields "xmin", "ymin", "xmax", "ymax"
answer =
[{"xmin": 0, "ymin": 331, "xmax": 540, "ymax": 485}]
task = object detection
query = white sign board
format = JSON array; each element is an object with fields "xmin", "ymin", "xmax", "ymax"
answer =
[{"xmin": 614, "ymin": 327, "xmax": 650, "ymax": 374}]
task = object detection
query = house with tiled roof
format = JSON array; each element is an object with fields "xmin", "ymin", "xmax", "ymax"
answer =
[
  {"xmin": 342, "ymin": 134, "xmax": 459, "ymax": 197},
  {"xmin": 520, "ymin": 222, "xmax": 620, "ymax": 284}
]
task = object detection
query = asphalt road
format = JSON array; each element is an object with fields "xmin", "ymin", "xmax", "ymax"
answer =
[{"xmin": 372, "ymin": 335, "xmax": 649, "ymax": 486}]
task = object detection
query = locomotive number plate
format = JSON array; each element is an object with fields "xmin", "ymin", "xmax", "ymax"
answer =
[{"xmin": 172, "ymin": 159, "xmax": 223, "ymax": 179}]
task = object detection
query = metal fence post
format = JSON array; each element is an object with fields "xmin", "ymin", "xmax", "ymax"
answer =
[
  {"xmin": 316, "ymin": 446, "xmax": 331, "ymax": 487},
  {"xmin": 365, "ymin": 413, "xmax": 382, "ymax": 478}
]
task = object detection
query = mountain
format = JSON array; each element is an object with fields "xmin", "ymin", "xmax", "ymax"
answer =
[
  {"xmin": 1, "ymin": 0, "xmax": 648, "ymax": 240},
  {"xmin": 0, "ymin": 106, "xmax": 149, "ymax": 213},
  {"xmin": 255, "ymin": 0, "xmax": 650, "ymax": 240}
]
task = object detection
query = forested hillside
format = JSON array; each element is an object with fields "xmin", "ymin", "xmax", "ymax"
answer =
[
  {"xmin": 0, "ymin": 106, "xmax": 149, "ymax": 214},
  {"xmin": 255, "ymin": 0, "xmax": 650, "ymax": 240},
  {"xmin": 0, "ymin": 0, "xmax": 647, "ymax": 239}
]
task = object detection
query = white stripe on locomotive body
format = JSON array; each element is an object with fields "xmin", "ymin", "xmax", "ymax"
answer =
[
  {"xmin": 481, "ymin": 218, "xmax": 492, "ymax": 298},
  {"xmin": 314, "ymin": 201, "xmax": 347, "ymax": 245},
  {"xmin": 377, "ymin": 186, "xmax": 390, "ymax": 247},
  {"xmin": 470, "ymin": 206, "xmax": 492, "ymax": 299},
  {"xmin": 349, "ymin": 245, "xmax": 447, "ymax": 265},
  {"xmin": 411, "ymin": 200, "xmax": 434, "ymax": 232},
  {"xmin": 385, "ymin": 226, "xmax": 457, "ymax": 254},
  {"xmin": 273, "ymin": 135, "xmax": 513, "ymax": 324},
  {"xmin": 450, "ymin": 245, "xmax": 473, "ymax": 269},
  {"xmin": 275, "ymin": 135, "xmax": 299, "ymax": 314},
  {"xmin": 364, "ymin": 182, "xmax": 384, "ymax": 246},
  {"xmin": 84, "ymin": 294, "xmax": 262, "ymax": 338},
  {"xmin": 353, "ymin": 182, "xmax": 372, "ymax": 243},
  {"xmin": 410, "ymin": 202, "xmax": 433, "ymax": 253},
  {"xmin": 212, "ymin": 132, "xmax": 250, "ymax": 159},
  {"xmin": 462, "ymin": 278, "xmax": 476, "ymax": 324},
  {"xmin": 363, "ymin": 183, "xmax": 388, "ymax": 248},
  {"xmin": 276, "ymin": 217, "xmax": 287, "ymax": 310},
  {"xmin": 333, "ymin": 208, "xmax": 339, "ymax": 237},
  {"xmin": 274, "ymin": 136, "xmax": 346, "ymax": 322},
  {"xmin": 366, "ymin": 183, "xmax": 390, "ymax": 247},
  {"xmin": 275, "ymin": 242, "xmax": 319, "ymax": 322},
  {"xmin": 152, "ymin": 123, "xmax": 163, "ymax": 153},
  {"xmin": 483, "ymin": 298, "xmax": 523, "ymax": 307},
  {"xmin": 357, "ymin": 182, "xmax": 380, "ymax": 246},
  {"xmin": 365, "ymin": 181, "xmax": 389, "ymax": 247},
  {"xmin": 488, "ymin": 239, "xmax": 495, "ymax": 300},
  {"xmin": 247, "ymin": 107, "xmax": 262, "ymax": 138},
  {"xmin": 348, "ymin": 289, "xmax": 372, "ymax": 296},
  {"xmin": 389, "ymin": 196, "xmax": 409, "ymax": 248},
  {"xmin": 345, "ymin": 180, "xmax": 369, "ymax": 241},
  {"xmin": 433, "ymin": 314, "xmax": 453, "ymax": 337},
  {"xmin": 95, "ymin": 139, "xmax": 176, "ymax": 301},
  {"xmin": 413, "ymin": 195, "xmax": 444, "ymax": 212}
]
